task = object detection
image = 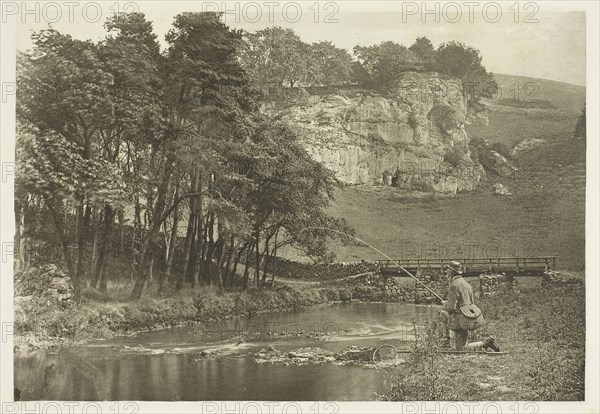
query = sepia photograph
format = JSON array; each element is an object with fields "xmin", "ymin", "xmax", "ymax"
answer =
[{"xmin": 0, "ymin": 1, "xmax": 598, "ymax": 412}]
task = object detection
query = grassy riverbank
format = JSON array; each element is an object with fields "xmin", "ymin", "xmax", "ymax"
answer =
[
  {"xmin": 376, "ymin": 282, "xmax": 585, "ymax": 401},
  {"xmin": 15, "ymin": 270, "xmax": 586, "ymax": 401},
  {"xmin": 15, "ymin": 279, "xmax": 386, "ymax": 349}
]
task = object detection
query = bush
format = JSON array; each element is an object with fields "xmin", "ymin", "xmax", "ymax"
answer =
[
  {"xmin": 443, "ymin": 146, "xmax": 466, "ymax": 168},
  {"xmin": 321, "ymin": 288, "xmax": 340, "ymax": 301},
  {"xmin": 351, "ymin": 285, "xmax": 382, "ymax": 301},
  {"xmin": 338, "ymin": 288, "xmax": 352, "ymax": 302},
  {"xmin": 193, "ymin": 288, "xmax": 236, "ymax": 321}
]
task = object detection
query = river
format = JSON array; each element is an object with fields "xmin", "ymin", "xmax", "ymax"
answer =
[{"xmin": 15, "ymin": 302, "xmax": 437, "ymax": 401}]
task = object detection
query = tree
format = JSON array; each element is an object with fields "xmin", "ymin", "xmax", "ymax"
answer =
[
  {"xmin": 17, "ymin": 14, "xmax": 166, "ymax": 298},
  {"xmin": 17, "ymin": 29, "xmax": 121, "ymax": 296},
  {"xmin": 353, "ymin": 41, "xmax": 421, "ymax": 89},
  {"xmin": 233, "ymin": 118, "xmax": 352, "ymax": 287},
  {"xmin": 310, "ymin": 41, "xmax": 353, "ymax": 86},
  {"xmin": 409, "ymin": 37, "xmax": 436, "ymax": 71},
  {"xmin": 239, "ymin": 27, "xmax": 310, "ymax": 88},
  {"xmin": 435, "ymin": 41, "xmax": 498, "ymax": 100},
  {"xmin": 15, "ymin": 122, "xmax": 124, "ymax": 295},
  {"xmin": 92, "ymin": 12, "xmax": 165, "ymax": 292},
  {"xmin": 129, "ymin": 11, "xmax": 257, "ymax": 298},
  {"xmin": 17, "ymin": 12, "xmax": 354, "ymax": 299}
]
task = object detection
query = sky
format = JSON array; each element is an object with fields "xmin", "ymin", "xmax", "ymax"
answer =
[{"xmin": 14, "ymin": 1, "xmax": 587, "ymax": 85}]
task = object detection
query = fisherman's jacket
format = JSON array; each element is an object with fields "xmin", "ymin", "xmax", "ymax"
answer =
[{"xmin": 442, "ymin": 276, "xmax": 474, "ymax": 314}]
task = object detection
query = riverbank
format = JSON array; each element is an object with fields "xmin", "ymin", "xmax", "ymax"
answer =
[
  {"xmin": 375, "ymin": 281, "xmax": 585, "ymax": 401},
  {"xmin": 14, "ymin": 281, "xmax": 398, "ymax": 352},
  {"xmin": 15, "ymin": 270, "xmax": 582, "ymax": 353},
  {"xmin": 15, "ymin": 274, "xmax": 586, "ymax": 401}
]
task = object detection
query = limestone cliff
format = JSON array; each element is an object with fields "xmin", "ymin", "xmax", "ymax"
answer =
[{"xmin": 263, "ymin": 72, "xmax": 485, "ymax": 195}]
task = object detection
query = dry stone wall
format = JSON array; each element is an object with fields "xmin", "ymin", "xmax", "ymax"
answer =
[
  {"xmin": 542, "ymin": 271, "xmax": 583, "ymax": 288},
  {"xmin": 479, "ymin": 273, "xmax": 519, "ymax": 297},
  {"xmin": 414, "ymin": 271, "xmax": 449, "ymax": 304}
]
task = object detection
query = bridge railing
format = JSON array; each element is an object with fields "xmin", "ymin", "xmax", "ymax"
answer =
[{"xmin": 376, "ymin": 256, "xmax": 557, "ymax": 276}]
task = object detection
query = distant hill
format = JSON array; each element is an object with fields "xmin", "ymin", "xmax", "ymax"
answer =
[{"xmin": 492, "ymin": 73, "xmax": 585, "ymax": 111}]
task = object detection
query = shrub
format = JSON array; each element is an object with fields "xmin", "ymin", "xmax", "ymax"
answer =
[
  {"xmin": 338, "ymin": 288, "xmax": 352, "ymax": 302},
  {"xmin": 193, "ymin": 289, "xmax": 236, "ymax": 321},
  {"xmin": 321, "ymin": 288, "xmax": 340, "ymax": 301},
  {"xmin": 351, "ymin": 285, "xmax": 378, "ymax": 301},
  {"xmin": 443, "ymin": 146, "xmax": 466, "ymax": 167}
]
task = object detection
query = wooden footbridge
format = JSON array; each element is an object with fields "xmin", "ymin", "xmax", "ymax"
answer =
[{"xmin": 376, "ymin": 256, "xmax": 557, "ymax": 277}]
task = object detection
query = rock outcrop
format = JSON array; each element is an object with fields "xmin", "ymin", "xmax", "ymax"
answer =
[
  {"xmin": 480, "ymin": 150, "xmax": 518, "ymax": 177},
  {"xmin": 493, "ymin": 183, "xmax": 512, "ymax": 196},
  {"xmin": 263, "ymin": 73, "xmax": 486, "ymax": 195}
]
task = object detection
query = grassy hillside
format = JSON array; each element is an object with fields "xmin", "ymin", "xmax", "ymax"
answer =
[
  {"xmin": 467, "ymin": 107, "xmax": 578, "ymax": 149},
  {"xmin": 492, "ymin": 73, "xmax": 585, "ymax": 111},
  {"xmin": 322, "ymin": 76, "xmax": 585, "ymax": 271}
]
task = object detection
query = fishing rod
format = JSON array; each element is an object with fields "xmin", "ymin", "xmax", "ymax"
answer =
[{"xmin": 301, "ymin": 227, "xmax": 445, "ymax": 303}]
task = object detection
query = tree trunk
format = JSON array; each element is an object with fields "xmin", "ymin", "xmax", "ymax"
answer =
[
  {"xmin": 130, "ymin": 156, "xmax": 174, "ymax": 300},
  {"xmin": 192, "ymin": 214, "xmax": 203, "ymax": 287},
  {"xmin": 118, "ymin": 207, "xmax": 125, "ymax": 254},
  {"xmin": 89, "ymin": 214, "xmax": 99, "ymax": 288},
  {"xmin": 261, "ymin": 237, "xmax": 270, "ymax": 288},
  {"xmin": 243, "ymin": 242, "xmax": 252, "ymax": 289},
  {"xmin": 46, "ymin": 198, "xmax": 79, "ymax": 296},
  {"xmin": 205, "ymin": 213, "xmax": 216, "ymax": 285},
  {"xmin": 177, "ymin": 213, "xmax": 196, "ymax": 289},
  {"xmin": 223, "ymin": 238, "xmax": 235, "ymax": 288},
  {"xmin": 15, "ymin": 204, "xmax": 24, "ymax": 272},
  {"xmin": 254, "ymin": 229, "xmax": 260, "ymax": 288},
  {"xmin": 191, "ymin": 176, "xmax": 203, "ymax": 288},
  {"xmin": 270, "ymin": 232, "xmax": 280, "ymax": 286},
  {"xmin": 130, "ymin": 223, "xmax": 162, "ymax": 300},
  {"xmin": 92, "ymin": 205, "xmax": 114, "ymax": 290},
  {"xmin": 216, "ymin": 237, "xmax": 226, "ymax": 289},
  {"xmin": 178, "ymin": 173, "xmax": 198, "ymax": 289},
  {"xmin": 133, "ymin": 197, "xmax": 141, "ymax": 250},
  {"xmin": 163, "ymin": 195, "xmax": 179, "ymax": 282},
  {"xmin": 230, "ymin": 241, "xmax": 248, "ymax": 288},
  {"xmin": 75, "ymin": 203, "xmax": 92, "ymax": 285}
]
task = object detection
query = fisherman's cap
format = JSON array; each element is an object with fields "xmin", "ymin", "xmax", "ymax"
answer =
[{"xmin": 445, "ymin": 260, "xmax": 463, "ymax": 274}]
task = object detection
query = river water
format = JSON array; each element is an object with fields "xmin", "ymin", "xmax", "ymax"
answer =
[{"xmin": 15, "ymin": 302, "xmax": 437, "ymax": 401}]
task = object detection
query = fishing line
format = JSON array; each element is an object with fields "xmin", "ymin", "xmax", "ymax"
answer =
[{"xmin": 300, "ymin": 227, "xmax": 445, "ymax": 303}]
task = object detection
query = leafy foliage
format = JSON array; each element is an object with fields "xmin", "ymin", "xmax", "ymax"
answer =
[
  {"xmin": 239, "ymin": 28, "xmax": 353, "ymax": 89},
  {"xmin": 352, "ymin": 41, "xmax": 421, "ymax": 89},
  {"xmin": 409, "ymin": 37, "xmax": 436, "ymax": 71},
  {"xmin": 436, "ymin": 41, "xmax": 498, "ymax": 100},
  {"xmin": 239, "ymin": 27, "xmax": 312, "ymax": 88},
  {"xmin": 16, "ymin": 123, "xmax": 124, "ymax": 205},
  {"xmin": 17, "ymin": 12, "xmax": 349, "ymax": 298}
]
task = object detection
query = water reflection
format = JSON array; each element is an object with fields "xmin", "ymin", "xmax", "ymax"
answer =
[{"xmin": 15, "ymin": 302, "xmax": 436, "ymax": 401}]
